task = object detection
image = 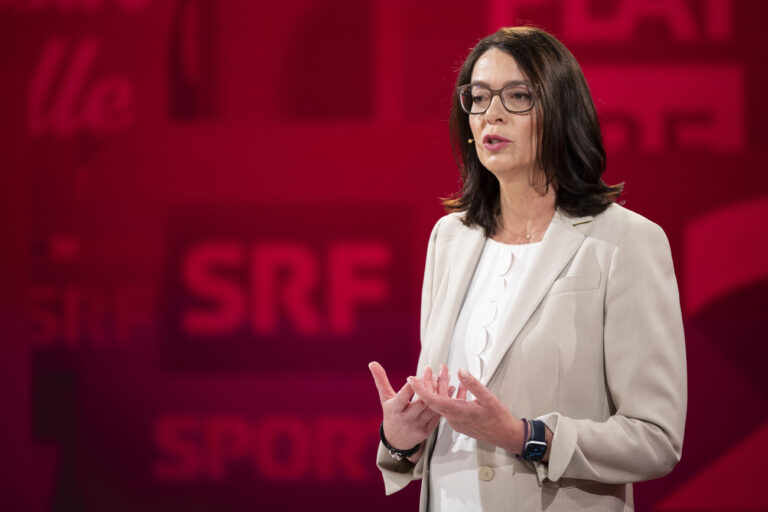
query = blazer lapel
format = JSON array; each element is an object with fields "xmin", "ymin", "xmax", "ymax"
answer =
[
  {"xmin": 480, "ymin": 208, "xmax": 592, "ymax": 387},
  {"xmin": 423, "ymin": 223, "xmax": 486, "ymax": 372}
]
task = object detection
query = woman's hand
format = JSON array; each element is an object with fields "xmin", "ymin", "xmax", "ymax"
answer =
[
  {"xmin": 408, "ymin": 367, "xmax": 525, "ymax": 454},
  {"xmin": 368, "ymin": 362, "xmax": 446, "ymax": 457}
]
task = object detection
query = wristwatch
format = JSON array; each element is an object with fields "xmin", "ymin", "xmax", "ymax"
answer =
[
  {"xmin": 379, "ymin": 423, "xmax": 420, "ymax": 461},
  {"xmin": 522, "ymin": 419, "xmax": 548, "ymax": 461}
]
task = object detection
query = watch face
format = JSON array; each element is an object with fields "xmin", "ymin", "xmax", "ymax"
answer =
[{"xmin": 523, "ymin": 441, "xmax": 547, "ymax": 461}]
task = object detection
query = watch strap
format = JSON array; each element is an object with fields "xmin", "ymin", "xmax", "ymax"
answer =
[
  {"xmin": 522, "ymin": 419, "xmax": 548, "ymax": 462},
  {"xmin": 530, "ymin": 418, "xmax": 545, "ymax": 442}
]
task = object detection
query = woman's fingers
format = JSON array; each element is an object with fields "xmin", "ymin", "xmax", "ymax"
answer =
[
  {"xmin": 405, "ymin": 397, "xmax": 428, "ymax": 416},
  {"xmin": 408, "ymin": 376, "xmax": 463, "ymax": 416},
  {"xmin": 408, "ymin": 376, "xmax": 434, "ymax": 406},
  {"xmin": 415, "ymin": 400, "xmax": 438, "ymax": 422},
  {"xmin": 457, "ymin": 382, "xmax": 468, "ymax": 401},
  {"xmin": 422, "ymin": 366, "xmax": 434, "ymax": 393},
  {"xmin": 458, "ymin": 368, "xmax": 495, "ymax": 402},
  {"xmin": 369, "ymin": 361, "xmax": 396, "ymax": 403},
  {"xmin": 437, "ymin": 364, "xmax": 449, "ymax": 396},
  {"xmin": 392, "ymin": 380, "xmax": 416, "ymax": 409}
]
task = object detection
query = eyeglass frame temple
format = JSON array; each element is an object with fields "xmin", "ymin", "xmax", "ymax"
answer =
[{"xmin": 456, "ymin": 84, "xmax": 535, "ymax": 115}]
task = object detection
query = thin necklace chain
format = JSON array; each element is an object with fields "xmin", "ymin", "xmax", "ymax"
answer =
[{"xmin": 499, "ymin": 212, "xmax": 554, "ymax": 243}]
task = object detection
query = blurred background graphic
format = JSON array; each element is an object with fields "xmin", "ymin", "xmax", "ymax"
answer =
[{"xmin": 1, "ymin": 0, "xmax": 767, "ymax": 510}]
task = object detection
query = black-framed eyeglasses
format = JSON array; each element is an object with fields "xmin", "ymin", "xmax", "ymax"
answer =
[{"xmin": 457, "ymin": 82, "xmax": 535, "ymax": 115}]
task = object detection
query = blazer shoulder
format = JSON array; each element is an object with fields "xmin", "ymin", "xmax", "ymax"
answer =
[
  {"xmin": 430, "ymin": 211, "xmax": 481, "ymax": 242},
  {"xmin": 589, "ymin": 203, "xmax": 668, "ymax": 249}
]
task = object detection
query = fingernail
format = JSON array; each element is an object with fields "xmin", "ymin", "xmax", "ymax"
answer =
[{"xmin": 458, "ymin": 368, "xmax": 468, "ymax": 379}]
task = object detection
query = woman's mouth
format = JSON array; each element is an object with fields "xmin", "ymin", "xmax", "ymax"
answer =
[{"xmin": 483, "ymin": 134, "xmax": 511, "ymax": 151}]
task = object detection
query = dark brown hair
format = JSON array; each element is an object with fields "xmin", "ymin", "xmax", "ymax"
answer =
[{"xmin": 444, "ymin": 26, "xmax": 623, "ymax": 236}]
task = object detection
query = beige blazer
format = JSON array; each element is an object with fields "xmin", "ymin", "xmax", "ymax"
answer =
[{"xmin": 376, "ymin": 204, "xmax": 687, "ymax": 511}]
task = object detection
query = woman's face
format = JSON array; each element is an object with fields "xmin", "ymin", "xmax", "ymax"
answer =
[{"xmin": 468, "ymin": 48, "xmax": 538, "ymax": 181}]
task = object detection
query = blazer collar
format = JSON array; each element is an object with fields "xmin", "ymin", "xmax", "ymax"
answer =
[
  {"xmin": 480, "ymin": 207, "xmax": 591, "ymax": 386},
  {"xmin": 423, "ymin": 207, "xmax": 593, "ymax": 386},
  {"xmin": 422, "ymin": 220, "xmax": 485, "ymax": 371}
]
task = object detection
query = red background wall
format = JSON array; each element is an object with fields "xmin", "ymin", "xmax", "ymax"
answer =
[{"xmin": 1, "ymin": 1, "xmax": 767, "ymax": 510}]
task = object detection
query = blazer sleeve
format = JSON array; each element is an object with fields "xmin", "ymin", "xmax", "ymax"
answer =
[
  {"xmin": 534, "ymin": 219, "xmax": 687, "ymax": 484},
  {"xmin": 375, "ymin": 216, "xmax": 444, "ymax": 494}
]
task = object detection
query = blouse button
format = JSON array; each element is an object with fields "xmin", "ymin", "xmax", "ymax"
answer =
[{"xmin": 478, "ymin": 466, "xmax": 495, "ymax": 481}]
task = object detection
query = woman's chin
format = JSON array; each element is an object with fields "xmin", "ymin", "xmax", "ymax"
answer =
[{"xmin": 481, "ymin": 161, "xmax": 530, "ymax": 180}]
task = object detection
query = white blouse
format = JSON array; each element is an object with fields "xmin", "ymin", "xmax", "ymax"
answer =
[{"xmin": 429, "ymin": 237, "xmax": 543, "ymax": 512}]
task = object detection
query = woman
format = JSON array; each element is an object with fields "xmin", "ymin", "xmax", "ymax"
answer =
[{"xmin": 368, "ymin": 26, "xmax": 686, "ymax": 511}]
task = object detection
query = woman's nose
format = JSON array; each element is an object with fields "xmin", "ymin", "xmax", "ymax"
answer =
[{"xmin": 484, "ymin": 94, "xmax": 507, "ymax": 122}]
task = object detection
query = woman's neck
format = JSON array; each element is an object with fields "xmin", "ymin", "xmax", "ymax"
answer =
[{"xmin": 493, "ymin": 175, "xmax": 556, "ymax": 244}]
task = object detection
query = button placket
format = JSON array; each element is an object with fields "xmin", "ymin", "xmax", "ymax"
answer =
[{"xmin": 471, "ymin": 247, "xmax": 515, "ymax": 383}]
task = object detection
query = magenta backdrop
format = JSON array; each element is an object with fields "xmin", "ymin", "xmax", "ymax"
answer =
[{"xmin": 1, "ymin": 1, "xmax": 767, "ymax": 511}]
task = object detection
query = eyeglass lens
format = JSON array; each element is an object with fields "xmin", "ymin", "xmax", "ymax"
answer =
[{"xmin": 459, "ymin": 84, "xmax": 533, "ymax": 114}]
